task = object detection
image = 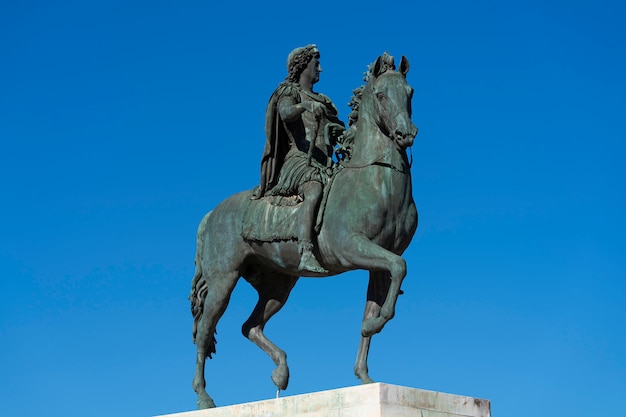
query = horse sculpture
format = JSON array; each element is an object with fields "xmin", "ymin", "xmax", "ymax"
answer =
[{"xmin": 190, "ymin": 53, "xmax": 418, "ymax": 409}]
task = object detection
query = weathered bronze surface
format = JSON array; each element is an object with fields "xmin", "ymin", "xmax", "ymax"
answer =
[{"xmin": 190, "ymin": 46, "xmax": 418, "ymax": 409}]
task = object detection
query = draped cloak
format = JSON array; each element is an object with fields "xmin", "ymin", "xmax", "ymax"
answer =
[{"xmin": 254, "ymin": 82, "xmax": 343, "ymax": 199}]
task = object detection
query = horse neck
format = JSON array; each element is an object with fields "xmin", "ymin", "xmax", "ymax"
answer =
[{"xmin": 349, "ymin": 102, "xmax": 403, "ymax": 167}]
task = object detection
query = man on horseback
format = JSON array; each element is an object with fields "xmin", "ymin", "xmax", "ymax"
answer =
[{"xmin": 252, "ymin": 44, "xmax": 345, "ymax": 273}]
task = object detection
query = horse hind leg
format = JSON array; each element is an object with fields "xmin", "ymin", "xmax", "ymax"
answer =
[
  {"xmin": 242, "ymin": 272, "xmax": 298, "ymax": 392},
  {"xmin": 192, "ymin": 269, "xmax": 240, "ymax": 409}
]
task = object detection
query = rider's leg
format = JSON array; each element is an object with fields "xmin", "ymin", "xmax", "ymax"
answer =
[{"xmin": 298, "ymin": 180, "xmax": 327, "ymax": 273}]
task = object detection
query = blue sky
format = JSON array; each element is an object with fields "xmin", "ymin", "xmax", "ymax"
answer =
[{"xmin": 1, "ymin": 1, "xmax": 624, "ymax": 416}]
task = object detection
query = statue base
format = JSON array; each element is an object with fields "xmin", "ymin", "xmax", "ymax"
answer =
[{"xmin": 156, "ymin": 383, "xmax": 490, "ymax": 417}]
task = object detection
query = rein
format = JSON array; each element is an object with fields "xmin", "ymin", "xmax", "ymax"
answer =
[
  {"xmin": 339, "ymin": 112, "xmax": 412, "ymax": 174},
  {"xmin": 338, "ymin": 144, "xmax": 412, "ymax": 174},
  {"xmin": 337, "ymin": 73, "xmax": 414, "ymax": 174}
]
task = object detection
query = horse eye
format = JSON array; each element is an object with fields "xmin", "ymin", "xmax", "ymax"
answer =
[{"xmin": 376, "ymin": 92, "xmax": 385, "ymax": 101}]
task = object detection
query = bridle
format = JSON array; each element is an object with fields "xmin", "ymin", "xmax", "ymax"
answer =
[{"xmin": 339, "ymin": 75, "xmax": 413, "ymax": 173}]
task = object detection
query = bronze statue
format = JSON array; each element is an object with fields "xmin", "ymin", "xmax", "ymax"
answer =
[
  {"xmin": 190, "ymin": 48, "xmax": 418, "ymax": 409},
  {"xmin": 253, "ymin": 45, "xmax": 345, "ymax": 273}
]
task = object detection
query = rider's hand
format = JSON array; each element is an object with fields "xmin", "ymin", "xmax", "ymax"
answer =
[
  {"xmin": 328, "ymin": 123, "xmax": 345, "ymax": 140},
  {"xmin": 302, "ymin": 101, "xmax": 325, "ymax": 119}
]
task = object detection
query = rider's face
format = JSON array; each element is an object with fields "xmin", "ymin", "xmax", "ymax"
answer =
[{"xmin": 303, "ymin": 57, "xmax": 322, "ymax": 84}]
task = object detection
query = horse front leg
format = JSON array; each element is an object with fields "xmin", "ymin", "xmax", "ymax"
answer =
[
  {"xmin": 242, "ymin": 273, "xmax": 298, "ymax": 393},
  {"xmin": 354, "ymin": 271, "xmax": 390, "ymax": 384},
  {"xmin": 342, "ymin": 234, "xmax": 406, "ymax": 337},
  {"xmin": 354, "ymin": 301, "xmax": 378, "ymax": 384},
  {"xmin": 360, "ymin": 255, "xmax": 405, "ymax": 337}
]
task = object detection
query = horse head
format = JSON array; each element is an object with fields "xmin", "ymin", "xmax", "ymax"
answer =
[{"xmin": 364, "ymin": 54, "xmax": 418, "ymax": 150}]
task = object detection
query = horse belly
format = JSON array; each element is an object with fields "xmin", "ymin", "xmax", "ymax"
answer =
[{"xmin": 247, "ymin": 240, "xmax": 297, "ymax": 270}]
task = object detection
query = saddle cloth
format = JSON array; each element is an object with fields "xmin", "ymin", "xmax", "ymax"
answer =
[{"xmin": 241, "ymin": 195, "xmax": 302, "ymax": 242}]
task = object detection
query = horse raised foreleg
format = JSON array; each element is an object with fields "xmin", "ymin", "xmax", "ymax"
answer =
[
  {"xmin": 192, "ymin": 271, "xmax": 239, "ymax": 409},
  {"xmin": 242, "ymin": 272, "xmax": 298, "ymax": 392},
  {"xmin": 354, "ymin": 271, "xmax": 390, "ymax": 384},
  {"xmin": 342, "ymin": 234, "xmax": 406, "ymax": 337}
]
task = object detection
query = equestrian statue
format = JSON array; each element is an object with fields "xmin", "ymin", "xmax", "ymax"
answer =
[{"xmin": 189, "ymin": 45, "xmax": 419, "ymax": 409}]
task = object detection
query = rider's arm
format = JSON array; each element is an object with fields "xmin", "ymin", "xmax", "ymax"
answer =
[{"xmin": 278, "ymin": 96, "xmax": 306, "ymax": 122}]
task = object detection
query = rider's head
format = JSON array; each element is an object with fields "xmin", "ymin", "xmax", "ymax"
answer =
[{"xmin": 286, "ymin": 44, "xmax": 320, "ymax": 83}]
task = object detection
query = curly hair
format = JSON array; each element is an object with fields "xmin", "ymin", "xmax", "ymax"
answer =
[{"xmin": 285, "ymin": 44, "xmax": 320, "ymax": 83}]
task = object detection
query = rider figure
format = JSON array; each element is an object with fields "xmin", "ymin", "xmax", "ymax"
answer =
[{"xmin": 252, "ymin": 45, "xmax": 345, "ymax": 273}]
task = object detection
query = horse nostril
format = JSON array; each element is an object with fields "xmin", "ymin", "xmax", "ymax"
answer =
[{"xmin": 395, "ymin": 130, "xmax": 414, "ymax": 141}]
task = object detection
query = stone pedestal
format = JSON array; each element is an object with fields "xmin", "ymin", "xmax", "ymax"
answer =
[{"xmin": 156, "ymin": 383, "xmax": 490, "ymax": 417}]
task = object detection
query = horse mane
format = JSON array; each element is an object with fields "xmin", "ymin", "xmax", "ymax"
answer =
[
  {"xmin": 336, "ymin": 52, "xmax": 398, "ymax": 161},
  {"xmin": 346, "ymin": 52, "xmax": 397, "ymax": 127}
]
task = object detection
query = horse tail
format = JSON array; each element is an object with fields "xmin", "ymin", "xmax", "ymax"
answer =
[{"xmin": 189, "ymin": 211, "xmax": 217, "ymax": 357}]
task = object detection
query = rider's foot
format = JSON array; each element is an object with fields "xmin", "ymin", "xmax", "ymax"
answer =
[{"xmin": 298, "ymin": 250, "xmax": 328, "ymax": 273}]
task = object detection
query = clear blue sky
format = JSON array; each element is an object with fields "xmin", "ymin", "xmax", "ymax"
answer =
[{"xmin": 1, "ymin": 1, "xmax": 624, "ymax": 416}]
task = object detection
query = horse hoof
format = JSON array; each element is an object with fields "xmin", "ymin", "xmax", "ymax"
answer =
[
  {"xmin": 271, "ymin": 365, "xmax": 290, "ymax": 391},
  {"xmin": 360, "ymin": 376, "xmax": 375, "ymax": 384},
  {"xmin": 355, "ymin": 369, "xmax": 375, "ymax": 384},
  {"xmin": 197, "ymin": 393, "xmax": 216, "ymax": 409}
]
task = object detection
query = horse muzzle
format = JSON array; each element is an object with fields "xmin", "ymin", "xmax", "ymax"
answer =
[{"xmin": 394, "ymin": 124, "xmax": 418, "ymax": 149}]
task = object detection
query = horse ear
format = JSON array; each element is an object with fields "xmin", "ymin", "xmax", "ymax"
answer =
[
  {"xmin": 373, "ymin": 55, "xmax": 384, "ymax": 78},
  {"xmin": 399, "ymin": 56, "xmax": 410, "ymax": 77}
]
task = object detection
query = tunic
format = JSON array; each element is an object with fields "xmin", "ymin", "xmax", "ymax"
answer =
[{"xmin": 255, "ymin": 82, "xmax": 344, "ymax": 198}]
